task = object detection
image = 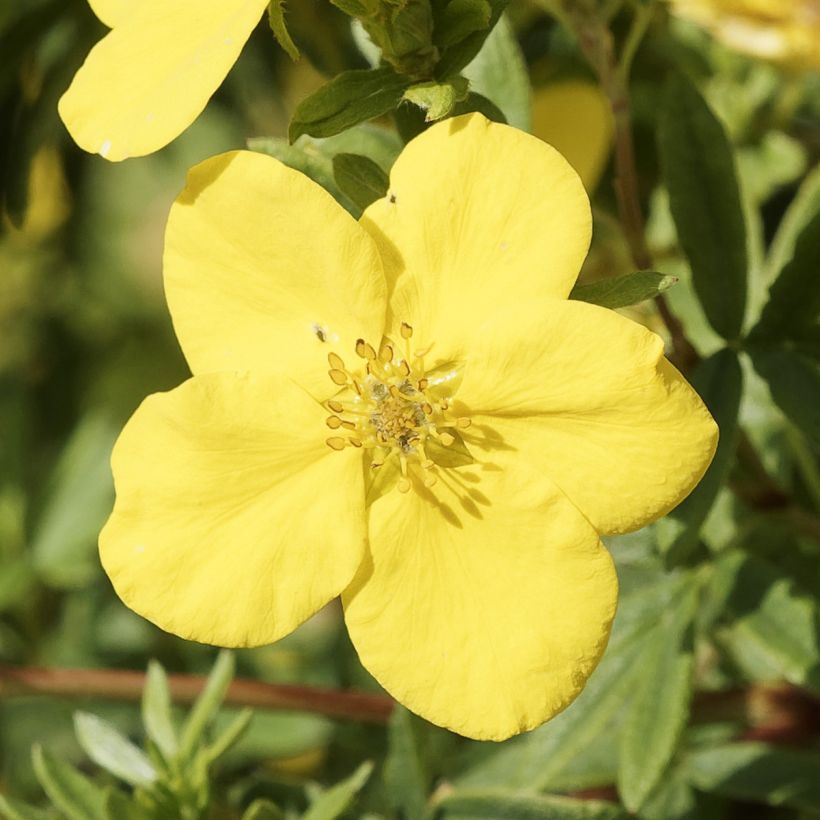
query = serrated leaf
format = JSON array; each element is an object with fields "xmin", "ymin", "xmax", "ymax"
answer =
[
  {"xmin": 0, "ymin": 795, "xmax": 55, "ymax": 820},
  {"xmin": 74, "ymin": 712, "xmax": 157, "ymax": 787},
  {"xmin": 289, "ymin": 67, "xmax": 410, "ymax": 142},
  {"xmin": 179, "ymin": 650, "xmax": 234, "ymax": 761},
  {"xmin": 302, "ymin": 761, "xmax": 373, "ymax": 820},
  {"xmin": 685, "ymin": 743, "xmax": 820, "ymax": 812},
  {"xmin": 751, "ymin": 349, "xmax": 820, "ymax": 448},
  {"xmin": 656, "ymin": 349, "xmax": 742, "ymax": 563},
  {"xmin": 384, "ymin": 707, "xmax": 429, "ymax": 820},
  {"xmin": 658, "ymin": 73, "xmax": 747, "ymax": 340},
  {"xmin": 403, "ymin": 77, "xmax": 469, "ymax": 122},
  {"xmin": 463, "ymin": 12, "xmax": 530, "ymax": 131},
  {"xmin": 242, "ymin": 800, "xmax": 286, "ymax": 820},
  {"xmin": 618, "ymin": 579, "xmax": 698, "ymax": 811},
  {"xmin": 31, "ymin": 746, "xmax": 107, "ymax": 820},
  {"xmin": 436, "ymin": 789, "xmax": 625, "ymax": 819},
  {"xmin": 332, "ymin": 153, "xmax": 388, "ymax": 212},
  {"xmin": 142, "ymin": 660, "xmax": 178, "ymax": 760},
  {"xmin": 268, "ymin": 0, "xmax": 299, "ymax": 60},
  {"xmin": 569, "ymin": 271, "xmax": 678, "ymax": 310}
]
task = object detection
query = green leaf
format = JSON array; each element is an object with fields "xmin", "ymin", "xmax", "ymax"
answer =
[
  {"xmin": 74, "ymin": 712, "xmax": 157, "ymax": 787},
  {"xmin": 0, "ymin": 795, "xmax": 54, "ymax": 820},
  {"xmin": 242, "ymin": 800, "xmax": 286, "ymax": 820},
  {"xmin": 332, "ymin": 153, "xmax": 389, "ymax": 212},
  {"xmin": 463, "ymin": 12, "xmax": 530, "ymax": 131},
  {"xmin": 142, "ymin": 660, "xmax": 178, "ymax": 760},
  {"xmin": 31, "ymin": 745, "xmax": 107, "ymax": 820},
  {"xmin": 384, "ymin": 707, "xmax": 429, "ymax": 820},
  {"xmin": 179, "ymin": 650, "xmax": 234, "ymax": 761},
  {"xmin": 712, "ymin": 552, "xmax": 820, "ymax": 688},
  {"xmin": 436, "ymin": 790, "xmax": 625, "ymax": 819},
  {"xmin": 569, "ymin": 271, "xmax": 678, "ymax": 310},
  {"xmin": 656, "ymin": 349, "xmax": 742, "ymax": 563},
  {"xmin": 450, "ymin": 91, "xmax": 506, "ymax": 123},
  {"xmin": 267, "ymin": 0, "xmax": 299, "ymax": 60},
  {"xmin": 618, "ymin": 579, "xmax": 698, "ymax": 812},
  {"xmin": 204, "ymin": 708, "xmax": 253, "ymax": 764},
  {"xmin": 435, "ymin": 0, "xmax": 509, "ymax": 78},
  {"xmin": 434, "ymin": 0, "xmax": 492, "ymax": 49},
  {"xmin": 685, "ymin": 743, "xmax": 820, "ymax": 812},
  {"xmin": 103, "ymin": 790, "xmax": 145, "ymax": 820},
  {"xmin": 658, "ymin": 73, "xmax": 747, "ymax": 340},
  {"xmin": 403, "ymin": 77, "xmax": 469, "ymax": 122},
  {"xmin": 289, "ymin": 67, "xmax": 410, "ymax": 142},
  {"xmin": 302, "ymin": 761, "xmax": 373, "ymax": 820},
  {"xmin": 751, "ymin": 349, "xmax": 820, "ymax": 448},
  {"xmin": 751, "ymin": 209, "xmax": 820, "ymax": 344}
]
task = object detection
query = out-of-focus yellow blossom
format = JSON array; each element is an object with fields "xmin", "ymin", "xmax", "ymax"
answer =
[
  {"xmin": 100, "ymin": 114, "xmax": 717, "ymax": 740},
  {"xmin": 7, "ymin": 147, "xmax": 71, "ymax": 240},
  {"xmin": 671, "ymin": 0, "xmax": 820, "ymax": 69},
  {"xmin": 531, "ymin": 80, "xmax": 613, "ymax": 192},
  {"xmin": 59, "ymin": 0, "xmax": 270, "ymax": 160}
]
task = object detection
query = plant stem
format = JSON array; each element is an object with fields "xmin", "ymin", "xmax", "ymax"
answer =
[{"xmin": 0, "ymin": 664, "xmax": 394, "ymax": 724}]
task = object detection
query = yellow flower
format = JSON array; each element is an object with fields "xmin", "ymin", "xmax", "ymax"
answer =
[
  {"xmin": 59, "ymin": 0, "xmax": 270, "ymax": 160},
  {"xmin": 671, "ymin": 0, "xmax": 820, "ymax": 69},
  {"xmin": 100, "ymin": 114, "xmax": 717, "ymax": 740}
]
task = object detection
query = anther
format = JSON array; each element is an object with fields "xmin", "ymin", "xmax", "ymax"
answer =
[
  {"xmin": 456, "ymin": 417, "xmax": 472, "ymax": 429},
  {"xmin": 341, "ymin": 420, "xmax": 357, "ymax": 430},
  {"xmin": 328, "ymin": 352, "xmax": 345, "ymax": 370},
  {"xmin": 399, "ymin": 360, "xmax": 411, "ymax": 376},
  {"xmin": 379, "ymin": 344, "xmax": 393, "ymax": 363},
  {"xmin": 439, "ymin": 432, "xmax": 455, "ymax": 446},
  {"xmin": 326, "ymin": 437, "xmax": 346, "ymax": 450},
  {"xmin": 417, "ymin": 378, "xmax": 428, "ymax": 390},
  {"xmin": 423, "ymin": 473, "xmax": 437, "ymax": 488},
  {"xmin": 329, "ymin": 369, "xmax": 347, "ymax": 385},
  {"xmin": 355, "ymin": 339, "xmax": 377, "ymax": 360},
  {"xmin": 349, "ymin": 437, "xmax": 363, "ymax": 447},
  {"xmin": 327, "ymin": 400, "xmax": 344, "ymax": 413},
  {"xmin": 398, "ymin": 478, "xmax": 411, "ymax": 493},
  {"xmin": 326, "ymin": 416, "xmax": 342, "ymax": 429},
  {"xmin": 400, "ymin": 323, "xmax": 413, "ymax": 339}
]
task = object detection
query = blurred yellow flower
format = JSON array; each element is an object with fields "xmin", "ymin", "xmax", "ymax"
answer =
[
  {"xmin": 100, "ymin": 114, "xmax": 717, "ymax": 740},
  {"xmin": 59, "ymin": 0, "xmax": 270, "ymax": 160},
  {"xmin": 531, "ymin": 80, "xmax": 613, "ymax": 191},
  {"xmin": 671, "ymin": 0, "xmax": 820, "ymax": 69}
]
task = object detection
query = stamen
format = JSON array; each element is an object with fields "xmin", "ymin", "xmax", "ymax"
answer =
[
  {"xmin": 400, "ymin": 322, "xmax": 413, "ymax": 339},
  {"xmin": 438, "ymin": 432, "xmax": 455, "ymax": 446},
  {"xmin": 379, "ymin": 344, "xmax": 393, "ymax": 363},
  {"xmin": 326, "ymin": 437, "xmax": 346, "ymax": 450},
  {"xmin": 329, "ymin": 369, "xmax": 347, "ymax": 385},
  {"xmin": 328, "ymin": 352, "xmax": 346, "ymax": 370},
  {"xmin": 456, "ymin": 417, "xmax": 472, "ymax": 429},
  {"xmin": 326, "ymin": 416, "xmax": 342, "ymax": 429},
  {"xmin": 327, "ymin": 400, "xmax": 344, "ymax": 413}
]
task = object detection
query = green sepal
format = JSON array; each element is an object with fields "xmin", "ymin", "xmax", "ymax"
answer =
[
  {"xmin": 569, "ymin": 271, "xmax": 678, "ymax": 310},
  {"xmin": 332, "ymin": 153, "xmax": 389, "ymax": 211},
  {"xmin": 289, "ymin": 68, "xmax": 411, "ymax": 142},
  {"xmin": 402, "ymin": 76, "xmax": 469, "ymax": 121},
  {"xmin": 267, "ymin": 0, "xmax": 300, "ymax": 60}
]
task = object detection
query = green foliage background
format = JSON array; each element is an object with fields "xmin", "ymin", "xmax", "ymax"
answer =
[{"xmin": 1, "ymin": 0, "xmax": 820, "ymax": 817}]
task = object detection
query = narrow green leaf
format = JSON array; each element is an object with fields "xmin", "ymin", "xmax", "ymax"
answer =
[
  {"xmin": 437, "ymin": 789, "xmax": 625, "ymax": 819},
  {"xmin": 267, "ymin": 0, "xmax": 299, "ymax": 60},
  {"xmin": 384, "ymin": 707, "xmax": 429, "ymax": 820},
  {"xmin": 242, "ymin": 800, "xmax": 286, "ymax": 820},
  {"xmin": 103, "ymin": 790, "xmax": 145, "ymax": 820},
  {"xmin": 751, "ymin": 349, "xmax": 820, "ymax": 448},
  {"xmin": 302, "ymin": 761, "xmax": 373, "ymax": 820},
  {"xmin": 658, "ymin": 73, "xmax": 747, "ymax": 340},
  {"xmin": 0, "ymin": 796, "xmax": 54, "ymax": 820},
  {"xmin": 402, "ymin": 77, "xmax": 469, "ymax": 122},
  {"xmin": 179, "ymin": 650, "xmax": 234, "ymax": 761},
  {"xmin": 435, "ymin": 0, "xmax": 509, "ymax": 78},
  {"xmin": 74, "ymin": 712, "xmax": 157, "ymax": 787},
  {"xmin": 463, "ymin": 12, "xmax": 530, "ymax": 131},
  {"xmin": 569, "ymin": 271, "xmax": 678, "ymax": 310},
  {"xmin": 686, "ymin": 743, "xmax": 820, "ymax": 812},
  {"xmin": 751, "ymin": 209, "xmax": 820, "ymax": 343},
  {"xmin": 289, "ymin": 67, "xmax": 410, "ymax": 142},
  {"xmin": 31, "ymin": 746, "xmax": 107, "ymax": 820},
  {"xmin": 142, "ymin": 660, "xmax": 178, "ymax": 760},
  {"xmin": 332, "ymin": 153, "xmax": 389, "ymax": 212},
  {"xmin": 205, "ymin": 708, "xmax": 253, "ymax": 764},
  {"xmin": 657, "ymin": 349, "xmax": 742, "ymax": 563},
  {"xmin": 618, "ymin": 580, "xmax": 698, "ymax": 811}
]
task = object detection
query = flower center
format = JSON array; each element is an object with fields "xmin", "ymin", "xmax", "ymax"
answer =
[{"xmin": 324, "ymin": 323, "xmax": 470, "ymax": 494}]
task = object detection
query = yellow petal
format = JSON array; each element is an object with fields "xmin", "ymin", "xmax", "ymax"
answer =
[
  {"xmin": 360, "ymin": 113, "xmax": 590, "ymax": 360},
  {"xmin": 343, "ymin": 461, "xmax": 617, "ymax": 740},
  {"xmin": 454, "ymin": 299, "xmax": 718, "ymax": 535},
  {"xmin": 164, "ymin": 151, "xmax": 387, "ymax": 399},
  {"xmin": 87, "ymin": 0, "xmax": 134, "ymax": 28},
  {"xmin": 531, "ymin": 81, "xmax": 613, "ymax": 192},
  {"xmin": 100, "ymin": 371, "xmax": 367, "ymax": 647},
  {"xmin": 58, "ymin": 0, "xmax": 269, "ymax": 160}
]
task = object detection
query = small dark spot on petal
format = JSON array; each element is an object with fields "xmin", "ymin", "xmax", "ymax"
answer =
[
  {"xmin": 389, "ymin": 193, "xmax": 397, "ymax": 204},
  {"xmin": 312, "ymin": 323, "xmax": 327, "ymax": 342}
]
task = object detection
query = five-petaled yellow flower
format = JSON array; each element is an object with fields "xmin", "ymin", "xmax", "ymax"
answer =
[
  {"xmin": 100, "ymin": 114, "xmax": 718, "ymax": 740},
  {"xmin": 59, "ymin": 0, "xmax": 271, "ymax": 160}
]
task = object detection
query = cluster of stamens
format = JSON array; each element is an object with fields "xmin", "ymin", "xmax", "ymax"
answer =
[{"xmin": 324, "ymin": 323, "xmax": 470, "ymax": 493}]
